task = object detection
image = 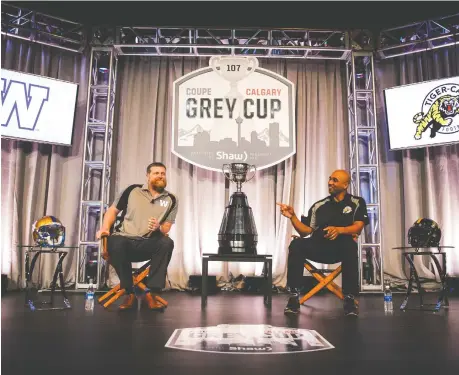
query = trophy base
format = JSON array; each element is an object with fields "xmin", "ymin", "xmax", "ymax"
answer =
[{"xmin": 218, "ymin": 246, "xmax": 257, "ymax": 256}]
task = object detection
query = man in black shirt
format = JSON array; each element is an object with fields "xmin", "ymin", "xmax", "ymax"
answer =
[{"xmin": 278, "ymin": 170, "xmax": 369, "ymax": 316}]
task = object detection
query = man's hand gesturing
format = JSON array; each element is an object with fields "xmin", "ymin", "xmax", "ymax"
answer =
[{"xmin": 276, "ymin": 202, "xmax": 295, "ymax": 219}]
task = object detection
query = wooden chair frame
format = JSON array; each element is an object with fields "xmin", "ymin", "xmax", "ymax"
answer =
[{"xmin": 300, "ymin": 260, "xmax": 344, "ymax": 304}]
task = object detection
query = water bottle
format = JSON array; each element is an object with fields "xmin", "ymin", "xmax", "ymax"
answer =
[
  {"xmin": 384, "ymin": 283, "xmax": 393, "ymax": 312},
  {"xmin": 85, "ymin": 278, "xmax": 95, "ymax": 312}
]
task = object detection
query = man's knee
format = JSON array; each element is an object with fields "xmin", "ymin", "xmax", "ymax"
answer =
[
  {"xmin": 288, "ymin": 237, "xmax": 305, "ymax": 257},
  {"xmin": 107, "ymin": 236, "xmax": 130, "ymax": 255},
  {"xmin": 161, "ymin": 235, "xmax": 174, "ymax": 253},
  {"xmin": 288, "ymin": 238, "xmax": 304, "ymax": 262}
]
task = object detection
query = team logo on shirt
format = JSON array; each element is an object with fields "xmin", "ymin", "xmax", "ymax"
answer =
[
  {"xmin": 159, "ymin": 200, "xmax": 169, "ymax": 208},
  {"xmin": 343, "ymin": 206, "xmax": 352, "ymax": 214}
]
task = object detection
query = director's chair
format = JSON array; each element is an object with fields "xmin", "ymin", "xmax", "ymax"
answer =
[
  {"xmin": 97, "ymin": 235, "xmax": 168, "ymax": 309},
  {"xmin": 291, "ymin": 235, "xmax": 359, "ymax": 305}
]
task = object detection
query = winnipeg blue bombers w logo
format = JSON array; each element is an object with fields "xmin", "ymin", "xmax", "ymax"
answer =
[
  {"xmin": 159, "ymin": 200, "xmax": 169, "ymax": 208},
  {"xmin": 1, "ymin": 78, "xmax": 50, "ymax": 131}
]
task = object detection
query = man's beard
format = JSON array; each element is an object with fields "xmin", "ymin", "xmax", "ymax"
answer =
[
  {"xmin": 329, "ymin": 187, "xmax": 343, "ymax": 196},
  {"xmin": 151, "ymin": 179, "xmax": 166, "ymax": 192}
]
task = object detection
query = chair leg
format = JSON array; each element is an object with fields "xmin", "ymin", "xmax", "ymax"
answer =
[
  {"xmin": 306, "ymin": 263, "xmax": 344, "ymax": 298},
  {"xmin": 98, "ymin": 284, "xmax": 121, "ymax": 303},
  {"xmin": 103, "ymin": 288, "xmax": 126, "ymax": 309},
  {"xmin": 99, "ymin": 265, "xmax": 155, "ymax": 309},
  {"xmin": 300, "ymin": 266, "xmax": 343, "ymax": 304},
  {"xmin": 306, "ymin": 270, "xmax": 359, "ymax": 305},
  {"xmin": 133, "ymin": 267, "xmax": 150, "ymax": 286},
  {"xmin": 301, "ymin": 263, "xmax": 359, "ymax": 306},
  {"xmin": 137, "ymin": 281, "xmax": 168, "ymax": 307},
  {"xmin": 312, "ymin": 277, "xmax": 343, "ymax": 300}
]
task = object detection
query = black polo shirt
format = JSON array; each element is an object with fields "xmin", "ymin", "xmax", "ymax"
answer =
[{"xmin": 301, "ymin": 193, "xmax": 369, "ymax": 243}]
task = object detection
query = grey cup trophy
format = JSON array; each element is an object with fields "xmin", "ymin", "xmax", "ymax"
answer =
[{"xmin": 218, "ymin": 163, "xmax": 258, "ymax": 255}]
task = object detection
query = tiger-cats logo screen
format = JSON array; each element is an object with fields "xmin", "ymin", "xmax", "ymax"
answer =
[
  {"xmin": 412, "ymin": 84, "xmax": 459, "ymax": 140},
  {"xmin": 384, "ymin": 76, "xmax": 459, "ymax": 150}
]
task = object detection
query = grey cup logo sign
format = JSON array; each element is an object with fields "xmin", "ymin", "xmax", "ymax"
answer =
[
  {"xmin": 412, "ymin": 84, "xmax": 459, "ymax": 140},
  {"xmin": 165, "ymin": 324, "xmax": 334, "ymax": 354},
  {"xmin": 171, "ymin": 56, "xmax": 296, "ymax": 171}
]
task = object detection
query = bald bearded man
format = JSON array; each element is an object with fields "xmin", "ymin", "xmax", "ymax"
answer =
[{"xmin": 278, "ymin": 170, "xmax": 369, "ymax": 316}]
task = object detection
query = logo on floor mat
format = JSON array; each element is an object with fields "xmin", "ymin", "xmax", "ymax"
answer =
[{"xmin": 165, "ymin": 324, "xmax": 334, "ymax": 354}]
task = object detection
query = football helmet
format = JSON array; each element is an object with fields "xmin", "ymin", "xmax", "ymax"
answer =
[
  {"xmin": 32, "ymin": 216, "xmax": 66, "ymax": 248},
  {"xmin": 408, "ymin": 218, "xmax": 441, "ymax": 247}
]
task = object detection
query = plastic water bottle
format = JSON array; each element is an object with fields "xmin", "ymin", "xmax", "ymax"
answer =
[
  {"xmin": 85, "ymin": 279, "xmax": 95, "ymax": 312},
  {"xmin": 384, "ymin": 284, "xmax": 393, "ymax": 312}
]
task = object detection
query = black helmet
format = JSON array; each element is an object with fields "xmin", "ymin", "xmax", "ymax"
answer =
[{"xmin": 408, "ymin": 218, "xmax": 441, "ymax": 247}]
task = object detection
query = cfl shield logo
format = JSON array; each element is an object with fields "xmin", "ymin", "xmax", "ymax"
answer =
[
  {"xmin": 1, "ymin": 78, "xmax": 50, "ymax": 131},
  {"xmin": 412, "ymin": 83, "xmax": 459, "ymax": 140}
]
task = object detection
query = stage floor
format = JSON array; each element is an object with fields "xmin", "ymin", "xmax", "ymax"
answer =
[{"xmin": 2, "ymin": 291, "xmax": 458, "ymax": 375}]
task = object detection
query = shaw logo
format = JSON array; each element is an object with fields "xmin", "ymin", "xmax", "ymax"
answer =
[
  {"xmin": 1, "ymin": 78, "xmax": 50, "ymax": 131},
  {"xmin": 216, "ymin": 151, "xmax": 248, "ymax": 161}
]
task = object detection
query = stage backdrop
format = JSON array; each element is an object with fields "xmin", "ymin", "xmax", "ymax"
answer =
[{"xmin": 2, "ymin": 36, "xmax": 458, "ymax": 290}]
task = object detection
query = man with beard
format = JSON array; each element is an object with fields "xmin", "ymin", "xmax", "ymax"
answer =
[
  {"xmin": 277, "ymin": 170, "xmax": 369, "ymax": 316},
  {"xmin": 96, "ymin": 162, "xmax": 178, "ymax": 310}
]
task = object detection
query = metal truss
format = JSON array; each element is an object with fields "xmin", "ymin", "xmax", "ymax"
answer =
[
  {"xmin": 76, "ymin": 47, "xmax": 118, "ymax": 289},
  {"xmin": 377, "ymin": 13, "xmax": 459, "ymax": 59},
  {"xmin": 346, "ymin": 51, "xmax": 383, "ymax": 292},
  {"xmin": 1, "ymin": 3, "xmax": 86, "ymax": 53},
  {"xmin": 3, "ymin": 2, "xmax": 458, "ymax": 60},
  {"xmin": 95, "ymin": 26, "xmax": 353, "ymax": 60}
]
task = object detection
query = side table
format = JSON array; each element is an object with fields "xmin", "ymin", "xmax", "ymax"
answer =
[
  {"xmin": 20, "ymin": 245, "xmax": 77, "ymax": 311},
  {"xmin": 392, "ymin": 246, "xmax": 454, "ymax": 312},
  {"xmin": 201, "ymin": 253, "xmax": 273, "ymax": 308}
]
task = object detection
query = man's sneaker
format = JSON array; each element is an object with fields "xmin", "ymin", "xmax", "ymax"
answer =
[
  {"xmin": 284, "ymin": 295, "xmax": 300, "ymax": 315},
  {"xmin": 343, "ymin": 294, "xmax": 359, "ymax": 316}
]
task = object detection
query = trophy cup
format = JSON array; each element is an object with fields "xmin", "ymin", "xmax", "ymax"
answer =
[{"xmin": 218, "ymin": 163, "xmax": 258, "ymax": 255}]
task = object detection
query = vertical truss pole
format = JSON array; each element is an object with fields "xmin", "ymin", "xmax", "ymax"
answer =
[
  {"xmin": 346, "ymin": 51, "xmax": 383, "ymax": 293},
  {"xmin": 76, "ymin": 47, "xmax": 117, "ymax": 289}
]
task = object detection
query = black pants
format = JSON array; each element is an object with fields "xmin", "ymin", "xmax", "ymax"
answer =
[
  {"xmin": 287, "ymin": 237, "xmax": 359, "ymax": 296},
  {"xmin": 107, "ymin": 233, "xmax": 174, "ymax": 293}
]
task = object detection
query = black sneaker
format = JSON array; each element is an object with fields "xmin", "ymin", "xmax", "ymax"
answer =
[
  {"xmin": 284, "ymin": 295, "xmax": 300, "ymax": 315},
  {"xmin": 343, "ymin": 295, "xmax": 359, "ymax": 316}
]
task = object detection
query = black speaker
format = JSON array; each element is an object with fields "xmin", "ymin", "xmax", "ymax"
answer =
[
  {"xmin": 1, "ymin": 274, "xmax": 8, "ymax": 296},
  {"xmin": 187, "ymin": 275, "xmax": 218, "ymax": 294}
]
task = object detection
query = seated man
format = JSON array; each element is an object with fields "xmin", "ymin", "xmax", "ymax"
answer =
[
  {"xmin": 277, "ymin": 169, "xmax": 368, "ymax": 316},
  {"xmin": 96, "ymin": 162, "xmax": 179, "ymax": 311}
]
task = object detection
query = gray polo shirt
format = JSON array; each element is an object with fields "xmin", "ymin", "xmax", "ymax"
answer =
[{"xmin": 112, "ymin": 184, "xmax": 178, "ymax": 238}]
